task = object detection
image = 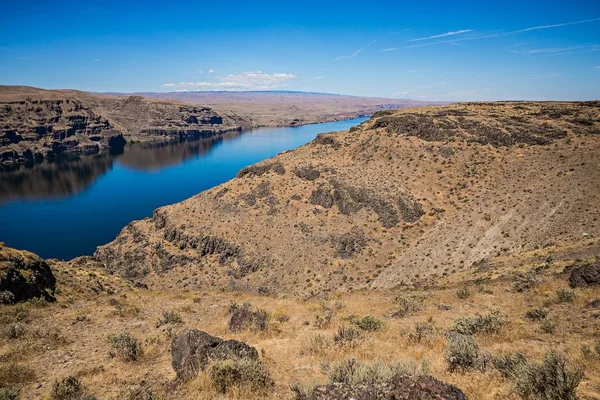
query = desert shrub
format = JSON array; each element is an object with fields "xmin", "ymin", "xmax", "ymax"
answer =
[
  {"xmin": 451, "ymin": 310, "xmax": 506, "ymax": 335},
  {"xmin": 556, "ymin": 289, "xmax": 576, "ymax": 303},
  {"xmin": 333, "ymin": 325, "xmax": 361, "ymax": 345},
  {"xmin": 0, "ymin": 305, "xmax": 28, "ymax": 325},
  {"xmin": 540, "ymin": 318, "xmax": 557, "ymax": 334},
  {"xmin": 302, "ymin": 334, "xmax": 332, "ymax": 355},
  {"xmin": 445, "ymin": 334, "xmax": 487, "ymax": 372},
  {"xmin": 524, "ymin": 308, "xmax": 549, "ymax": 321},
  {"xmin": 209, "ymin": 359, "xmax": 273, "ymax": 393},
  {"xmin": 0, "ymin": 388, "xmax": 18, "ymax": 400},
  {"xmin": 513, "ymin": 273, "xmax": 539, "ymax": 292},
  {"xmin": 493, "ymin": 351, "xmax": 583, "ymax": 400},
  {"xmin": 108, "ymin": 332, "xmax": 142, "ymax": 362},
  {"xmin": 314, "ymin": 306, "xmax": 334, "ymax": 329},
  {"xmin": 322, "ymin": 358, "xmax": 420, "ymax": 385},
  {"xmin": 456, "ymin": 287, "xmax": 471, "ymax": 300},
  {"xmin": 273, "ymin": 310, "xmax": 290, "ymax": 323},
  {"xmin": 228, "ymin": 302, "xmax": 270, "ymax": 332},
  {"xmin": 126, "ymin": 385, "xmax": 165, "ymax": 400},
  {"xmin": 51, "ymin": 376, "xmax": 97, "ymax": 400},
  {"xmin": 1, "ymin": 324, "xmax": 25, "ymax": 340},
  {"xmin": 350, "ymin": 315, "xmax": 384, "ymax": 332},
  {"xmin": 0, "ymin": 363, "xmax": 35, "ymax": 388},
  {"xmin": 393, "ymin": 292, "xmax": 426, "ymax": 317},
  {"xmin": 595, "ymin": 339, "xmax": 600, "ymax": 356},
  {"xmin": 289, "ymin": 380, "xmax": 319, "ymax": 400},
  {"xmin": 409, "ymin": 322, "xmax": 434, "ymax": 343},
  {"xmin": 156, "ymin": 310, "xmax": 183, "ymax": 327}
]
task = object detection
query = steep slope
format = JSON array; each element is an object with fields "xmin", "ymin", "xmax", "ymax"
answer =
[
  {"xmin": 0, "ymin": 86, "xmax": 242, "ymax": 170},
  {"xmin": 95, "ymin": 101, "xmax": 600, "ymax": 296}
]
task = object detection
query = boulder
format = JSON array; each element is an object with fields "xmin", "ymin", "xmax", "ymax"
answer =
[
  {"xmin": 0, "ymin": 243, "xmax": 56, "ymax": 304},
  {"xmin": 305, "ymin": 374, "xmax": 467, "ymax": 400},
  {"xmin": 568, "ymin": 261, "xmax": 600, "ymax": 288},
  {"xmin": 171, "ymin": 329, "xmax": 258, "ymax": 381}
]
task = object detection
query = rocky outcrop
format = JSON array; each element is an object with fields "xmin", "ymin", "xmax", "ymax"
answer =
[
  {"xmin": 304, "ymin": 374, "xmax": 467, "ymax": 400},
  {"xmin": 0, "ymin": 243, "xmax": 56, "ymax": 303},
  {"xmin": 170, "ymin": 329, "xmax": 259, "ymax": 381},
  {"xmin": 0, "ymin": 87, "xmax": 242, "ymax": 170},
  {"xmin": 568, "ymin": 261, "xmax": 600, "ymax": 287}
]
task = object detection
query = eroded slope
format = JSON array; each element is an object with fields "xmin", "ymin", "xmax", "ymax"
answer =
[{"xmin": 96, "ymin": 101, "xmax": 600, "ymax": 297}]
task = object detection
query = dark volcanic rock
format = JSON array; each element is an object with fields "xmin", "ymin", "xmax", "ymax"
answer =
[
  {"xmin": 171, "ymin": 329, "xmax": 259, "ymax": 381},
  {"xmin": 294, "ymin": 165, "xmax": 321, "ymax": 181},
  {"xmin": 568, "ymin": 261, "xmax": 600, "ymax": 287},
  {"xmin": 331, "ymin": 229, "xmax": 367, "ymax": 258},
  {"xmin": 0, "ymin": 243, "xmax": 56, "ymax": 304},
  {"xmin": 305, "ymin": 374, "xmax": 467, "ymax": 400},
  {"xmin": 585, "ymin": 299, "xmax": 600, "ymax": 309},
  {"xmin": 237, "ymin": 161, "xmax": 286, "ymax": 178},
  {"xmin": 398, "ymin": 193, "xmax": 424, "ymax": 223}
]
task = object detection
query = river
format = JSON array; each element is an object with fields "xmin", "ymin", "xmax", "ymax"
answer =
[{"xmin": 0, "ymin": 117, "xmax": 367, "ymax": 259}]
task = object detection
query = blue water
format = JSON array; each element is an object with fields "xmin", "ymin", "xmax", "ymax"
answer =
[{"xmin": 0, "ymin": 117, "xmax": 367, "ymax": 259}]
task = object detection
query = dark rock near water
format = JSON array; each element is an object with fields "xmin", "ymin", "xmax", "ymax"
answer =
[
  {"xmin": 0, "ymin": 243, "xmax": 56, "ymax": 304},
  {"xmin": 237, "ymin": 161, "xmax": 286, "ymax": 178},
  {"xmin": 305, "ymin": 374, "xmax": 467, "ymax": 400},
  {"xmin": 171, "ymin": 329, "xmax": 258, "ymax": 381}
]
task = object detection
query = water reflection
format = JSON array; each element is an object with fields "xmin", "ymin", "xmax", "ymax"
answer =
[{"xmin": 0, "ymin": 131, "xmax": 243, "ymax": 202}]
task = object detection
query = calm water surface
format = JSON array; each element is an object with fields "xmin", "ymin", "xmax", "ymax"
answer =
[{"xmin": 0, "ymin": 117, "xmax": 367, "ymax": 259}]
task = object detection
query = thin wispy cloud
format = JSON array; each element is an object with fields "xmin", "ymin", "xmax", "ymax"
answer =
[
  {"xmin": 407, "ymin": 29, "xmax": 473, "ymax": 42},
  {"xmin": 379, "ymin": 48, "xmax": 399, "ymax": 52},
  {"xmin": 336, "ymin": 40, "xmax": 378, "ymax": 60},
  {"xmin": 162, "ymin": 71, "xmax": 296, "ymax": 90},
  {"xmin": 405, "ymin": 17, "xmax": 600, "ymax": 49}
]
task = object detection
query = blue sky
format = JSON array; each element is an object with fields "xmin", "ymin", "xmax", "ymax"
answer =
[{"xmin": 1, "ymin": 0, "xmax": 599, "ymax": 100}]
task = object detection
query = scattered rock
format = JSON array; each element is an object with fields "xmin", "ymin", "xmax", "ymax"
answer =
[
  {"xmin": 237, "ymin": 161, "xmax": 285, "ymax": 178},
  {"xmin": 331, "ymin": 229, "xmax": 366, "ymax": 259},
  {"xmin": 294, "ymin": 165, "xmax": 321, "ymax": 181},
  {"xmin": 0, "ymin": 243, "xmax": 56, "ymax": 304},
  {"xmin": 584, "ymin": 299, "xmax": 600, "ymax": 309},
  {"xmin": 171, "ymin": 329, "xmax": 259, "ymax": 381},
  {"xmin": 305, "ymin": 374, "xmax": 467, "ymax": 400}
]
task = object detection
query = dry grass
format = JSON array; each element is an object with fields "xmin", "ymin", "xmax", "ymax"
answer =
[{"xmin": 1, "ymin": 254, "xmax": 598, "ymax": 399}]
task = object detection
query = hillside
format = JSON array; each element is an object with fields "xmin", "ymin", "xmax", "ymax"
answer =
[
  {"xmin": 1, "ymin": 101, "xmax": 600, "ymax": 399},
  {"xmin": 96, "ymin": 101, "xmax": 600, "ymax": 297},
  {"xmin": 0, "ymin": 86, "xmax": 243, "ymax": 170},
  {"xmin": 111, "ymin": 90, "xmax": 442, "ymax": 128}
]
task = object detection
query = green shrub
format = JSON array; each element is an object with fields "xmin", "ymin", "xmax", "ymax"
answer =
[
  {"xmin": 540, "ymin": 318, "xmax": 556, "ymax": 334},
  {"xmin": 228, "ymin": 302, "xmax": 270, "ymax": 332},
  {"xmin": 350, "ymin": 315, "xmax": 384, "ymax": 332},
  {"xmin": 524, "ymin": 308, "xmax": 549, "ymax": 321},
  {"xmin": 333, "ymin": 325, "xmax": 361, "ymax": 345},
  {"xmin": 492, "ymin": 351, "xmax": 583, "ymax": 400},
  {"xmin": 445, "ymin": 334, "xmax": 485, "ymax": 372},
  {"xmin": 51, "ymin": 376, "xmax": 97, "ymax": 400},
  {"xmin": 289, "ymin": 380, "xmax": 319, "ymax": 400},
  {"xmin": 322, "ymin": 358, "xmax": 420, "ymax": 385},
  {"xmin": 451, "ymin": 310, "xmax": 506, "ymax": 335},
  {"xmin": 1, "ymin": 324, "xmax": 25, "ymax": 340},
  {"xmin": 556, "ymin": 289, "xmax": 576, "ymax": 303},
  {"xmin": 409, "ymin": 322, "xmax": 434, "ymax": 343},
  {"xmin": 209, "ymin": 359, "xmax": 273, "ymax": 393},
  {"xmin": 0, "ymin": 388, "xmax": 19, "ymax": 400},
  {"xmin": 156, "ymin": 310, "xmax": 183, "ymax": 327},
  {"xmin": 456, "ymin": 287, "xmax": 471, "ymax": 300},
  {"xmin": 108, "ymin": 333, "xmax": 142, "ymax": 362},
  {"xmin": 393, "ymin": 293, "xmax": 425, "ymax": 317}
]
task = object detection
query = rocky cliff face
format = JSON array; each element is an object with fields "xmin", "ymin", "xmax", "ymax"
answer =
[
  {"xmin": 94, "ymin": 101, "xmax": 600, "ymax": 296},
  {"xmin": 0, "ymin": 87, "xmax": 242, "ymax": 170}
]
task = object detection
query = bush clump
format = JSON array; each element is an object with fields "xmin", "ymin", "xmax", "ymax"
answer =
[
  {"xmin": 51, "ymin": 376, "xmax": 97, "ymax": 400},
  {"xmin": 333, "ymin": 325, "xmax": 362, "ymax": 345},
  {"xmin": 0, "ymin": 388, "xmax": 19, "ymax": 400},
  {"xmin": 556, "ymin": 289, "xmax": 576, "ymax": 303},
  {"xmin": 108, "ymin": 332, "xmax": 142, "ymax": 362},
  {"xmin": 456, "ymin": 287, "xmax": 471, "ymax": 300},
  {"xmin": 493, "ymin": 351, "xmax": 583, "ymax": 400},
  {"xmin": 209, "ymin": 359, "xmax": 273, "ymax": 394},
  {"xmin": 445, "ymin": 334, "xmax": 487, "ymax": 372},
  {"xmin": 409, "ymin": 322, "xmax": 435, "ymax": 343},
  {"xmin": 156, "ymin": 310, "xmax": 183, "ymax": 327},
  {"xmin": 350, "ymin": 315, "xmax": 385, "ymax": 332},
  {"xmin": 524, "ymin": 308, "xmax": 549, "ymax": 321},
  {"xmin": 393, "ymin": 292, "xmax": 426, "ymax": 317},
  {"xmin": 322, "ymin": 358, "xmax": 421, "ymax": 385},
  {"xmin": 451, "ymin": 310, "xmax": 506, "ymax": 335},
  {"xmin": 228, "ymin": 302, "xmax": 270, "ymax": 332}
]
